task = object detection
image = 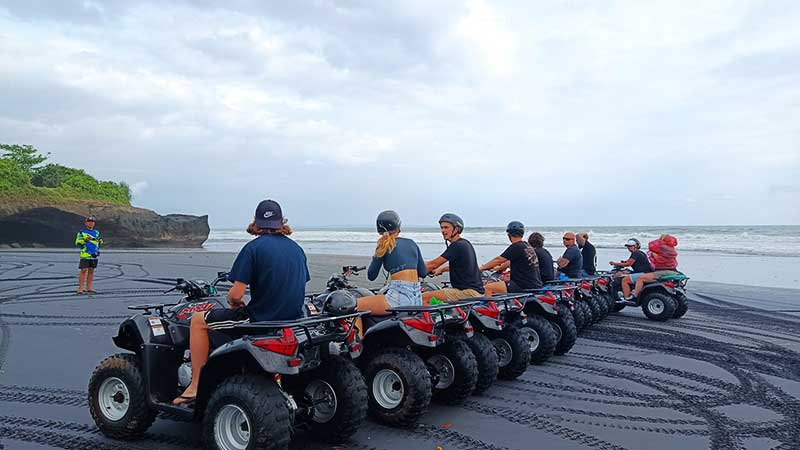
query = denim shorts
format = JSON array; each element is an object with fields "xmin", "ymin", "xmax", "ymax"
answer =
[
  {"xmin": 630, "ymin": 273, "xmax": 644, "ymax": 283},
  {"xmin": 385, "ymin": 280, "xmax": 422, "ymax": 308}
]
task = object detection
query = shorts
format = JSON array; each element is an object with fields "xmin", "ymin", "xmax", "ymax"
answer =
[
  {"xmin": 433, "ymin": 288, "xmax": 483, "ymax": 301},
  {"xmin": 385, "ymin": 280, "xmax": 422, "ymax": 308},
  {"xmin": 79, "ymin": 258, "xmax": 98, "ymax": 269},
  {"xmin": 204, "ymin": 307, "xmax": 250, "ymax": 331},
  {"xmin": 629, "ymin": 273, "xmax": 644, "ymax": 284},
  {"xmin": 653, "ymin": 270, "xmax": 679, "ymax": 279}
]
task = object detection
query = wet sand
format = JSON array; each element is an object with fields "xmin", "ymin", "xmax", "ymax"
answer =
[{"xmin": 1, "ymin": 250, "xmax": 799, "ymax": 450}]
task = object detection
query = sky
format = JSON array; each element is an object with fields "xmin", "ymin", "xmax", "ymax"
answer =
[{"xmin": 1, "ymin": 0, "xmax": 798, "ymax": 228}]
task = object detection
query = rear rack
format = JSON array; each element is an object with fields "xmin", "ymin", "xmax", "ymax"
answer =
[
  {"xmin": 233, "ymin": 311, "xmax": 369, "ymax": 345},
  {"xmin": 388, "ymin": 300, "xmax": 479, "ymax": 323}
]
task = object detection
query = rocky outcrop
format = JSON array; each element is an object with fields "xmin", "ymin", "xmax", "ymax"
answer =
[{"xmin": 0, "ymin": 201, "xmax": 209, "ymax": 248}]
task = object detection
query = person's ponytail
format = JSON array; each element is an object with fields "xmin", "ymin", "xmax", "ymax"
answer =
[{"xmin": 375, "ymin": 232, "xmax": 398, "ymax": 257}]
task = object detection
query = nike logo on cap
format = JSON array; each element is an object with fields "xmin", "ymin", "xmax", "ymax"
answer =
[{"xmin": 263, "ymin": 211, "xmax": 274, "ymax": 218}]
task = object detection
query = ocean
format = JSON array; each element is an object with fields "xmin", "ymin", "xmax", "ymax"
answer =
[{"xmin": 204, "ymin": 226, "xmax": 800, "ymax": 289}]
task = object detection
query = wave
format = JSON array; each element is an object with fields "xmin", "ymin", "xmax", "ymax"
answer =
[{"xmin": 205, "ymin": 227, "xmax": 800, "ymax": 258}]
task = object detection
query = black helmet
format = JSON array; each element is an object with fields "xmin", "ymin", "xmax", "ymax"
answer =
[
  {"xmin": 438, "ymin": 213, "xmax": 464, "ymax": 234},
  {"xmin": 506, "ymin": 221, "xmax": 524, "ymax": 236},
  {"xmin": 314, "ymin": 290, "xmax": 357, "ymax": 316},
  {"xmin": 376, "ymin": 210, "xmax": 401, "ymax": 234}
]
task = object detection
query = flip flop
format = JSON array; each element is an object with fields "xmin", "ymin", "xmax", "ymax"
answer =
[
  {"xmin": 172, "ymin": 395, "xmax": 196, "ymax": 406},
  {"xmin": 87, "ymin": 290, "xmax": 97, "ymax": 294},
  {"xmin": 75, "ymin": 291, "xmax": 85, "ymax": 295}
]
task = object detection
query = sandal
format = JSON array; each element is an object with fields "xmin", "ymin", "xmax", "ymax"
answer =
[
  {"xmin": 172, "ymin": 395, "xmax": 196, "ymax": 406},
  {"xmin": 76, "ymin": 290, "xmax": 85, "ymax": 295},
  {"xmin": 87, "ymin": 290, "xmax": 97, "ymax": 294}
]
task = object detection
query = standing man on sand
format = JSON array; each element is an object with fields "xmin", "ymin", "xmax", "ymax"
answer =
[
  {"xmin": 76, "ymin": 216, "xmax": 102, "ymax": 295},
  {"xmin": 576, "ymin": 232, "xmax": 596, "ymax": 276}
]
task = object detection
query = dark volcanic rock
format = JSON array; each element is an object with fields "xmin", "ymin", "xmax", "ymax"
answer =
[{"xmin": 0, "ymin": 201, "xmax": 209, "ymax": 248}]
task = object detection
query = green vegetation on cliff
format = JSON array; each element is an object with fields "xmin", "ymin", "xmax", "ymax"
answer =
[{"xmin": 0, "ymin": 144, "xmax": 131, "ymax": 205}]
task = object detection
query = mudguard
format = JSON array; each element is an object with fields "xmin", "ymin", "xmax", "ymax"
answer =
[{"xmin": 113, "ymin": 315, "xmax": 175, "ymax": 351}]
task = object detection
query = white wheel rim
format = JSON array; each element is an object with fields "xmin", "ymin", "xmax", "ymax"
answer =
[
  {"xmin": 492, "ymin": 338, "xmax": 513, "ymax": 367},
  {"xmin": 520, "ymin": 327, "xmax": 540, "ymax": 352},
  {"xmin": 305, "ymin": 380, "xmax": 337, "ymax": 424},
  {"xmin": 373, "ymin": 369, "xmax": 404, "ymax": 410},
  {"xmin": 647, "ymin": 298, "xmax": 665, "ymax": 315},
  {"xmin": 214, "ymin": 404, "xmax": 251, "ymax": 450},
  {"xmin": 427, "ymin": 354, "xmax": 456, "ymax": 389},
  {"xmin": 98, "ymin": 377, "xmax": 130, "ymax": 421}
]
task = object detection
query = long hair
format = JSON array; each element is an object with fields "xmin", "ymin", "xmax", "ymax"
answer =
[
  {"xmin": 246, "ymin": 221, "xmax": 293, "ymax": 236},
  {"xmin": 375, "ymin": 231, "xmax": 398, "ymax": 257}
]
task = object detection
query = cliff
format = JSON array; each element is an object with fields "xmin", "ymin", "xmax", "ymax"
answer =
[{"xmin": 0, "ymin": 201, "xmax": 209, "ymax": 248}]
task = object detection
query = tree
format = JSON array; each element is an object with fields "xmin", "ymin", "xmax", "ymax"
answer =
[{"xmin": 0, "ymin": 144, "xmax": 49, "ymax": 173}]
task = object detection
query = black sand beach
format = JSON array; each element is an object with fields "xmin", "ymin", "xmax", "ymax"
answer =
[{"xmin": 1, "ymin": 250, "xmax": 798, "ymax": 450}]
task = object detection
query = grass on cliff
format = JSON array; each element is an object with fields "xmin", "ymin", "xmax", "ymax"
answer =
[{"xmin": 0, "ymin": 144, "xmax": 132, "ymax": 206}]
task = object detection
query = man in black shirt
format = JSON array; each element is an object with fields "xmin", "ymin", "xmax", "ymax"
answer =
[
  {"xmin": 609, "ymin": 238, "xmax": 653, "ymax": 300},
  {"xmin": 424, "ymin": 213, "xmax": 485, "ymax": 302},
  {"xmin": 557, "ymin": 232, "xmax": 583, "ymax": 278},
  {"xmin": 528, "ymin": 232, "xmax": 555, "ymax": 283},
  {"xmin": 480, "ymin": 221, "xmax": 543, "ymax": 297},
  {"xmin": 577, "ymin": 232, "xmax": 596, "ymax": 276}
]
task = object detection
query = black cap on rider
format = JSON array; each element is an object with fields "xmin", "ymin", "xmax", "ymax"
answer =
[{"xmin": 376, "ymin": 210, "xmax": 401, "ymax": 234}]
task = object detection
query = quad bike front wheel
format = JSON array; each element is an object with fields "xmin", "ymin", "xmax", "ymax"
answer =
[
  {"xmin": 203, "ymin": 374, "xmax": 291, "ymax": 450},
  {"xmin": 450, "ymin": 331, "xmax": 498, "ymax": 394},
  {"xmin": 364, "ymin": 347, "xmax": 431, "ymax": 427},
  {"xmin": 88, "ymin": 353, "xmax": 157, "ymax": 440},
  {"xmin": 489, "ymin": 326, "xmax": 531, "ymax": 380},
  {"xmin": 641, "ymin": 293, "xmax": 677, "ymax": 321},
  {"xmin": 673, "ymin": 293, "xmax": 689, "ymax": 318},
  {"xmin": 427, "ymin": 339, "xmax": 478, "ymax": 405},
  {"xmin": 297, "ymin": 356, "xmax": 367, "ymax": 442}
]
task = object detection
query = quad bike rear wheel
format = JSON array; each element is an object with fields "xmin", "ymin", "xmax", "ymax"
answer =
[
  {"xmin": 641, "ymin": 292, "xmax": 676, "ymax": 321},
  {"xmin": 88, "ymin": 353, "xmax": 157, "ymax": 440},
  {"xmin": 203, "ymin": 374, "xmax": 291, "ymax": 450},
  {"xmin": 520, "ymin": 314, "xmax": 557, "ymax": 364},
  {"xmin": 550, "ymin": 307, "xmax": 578, "ymax": 355},
  {"xmin": 364, "ymin": 347, "xmax": 431, "ymax": 427}
]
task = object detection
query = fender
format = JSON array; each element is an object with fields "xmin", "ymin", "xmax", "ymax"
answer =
[{"xmin": 113, "ymin": 315, "xmax": 174, "ymax": 350}]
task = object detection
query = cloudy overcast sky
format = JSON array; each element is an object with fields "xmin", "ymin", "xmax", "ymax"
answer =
[{"xmin": 1, "ymin": 0, "xmax": 798, "ymax": 227}]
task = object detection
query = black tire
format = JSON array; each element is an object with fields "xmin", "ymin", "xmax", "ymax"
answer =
[
  {"xmin": 520, "ymin": 314, "xmax": 557, "ymax": 364},
  {"xmin": 596, "ymin": 293, "xmax": 610, "ymax": 318},
  {"xmin": 641, "ymin": 292, "xmax": 676, "ymax": 321},
  {"xmin": 450, "ymin": 331, "xmax": 498, "ymax": 394},
  {"xmin": 585, "ymin": 295, "xmax": 603, "ymax": 323},
  {"xmin": 299, "ymin": 356, "xmax": 367, "ymax": 442},
  {"xmin": 577, "ymin": 301, "xmax": 593, "ymax": 330},
  {"xmin": 673, "ymin": 293, "xmax": 689, "ymax": 318},
  {"xmin": 364, "ymin": 347, "xmax": 431, "ymax": 427},
  {"xmin": 427, "ymin": 339, "xmax": 478, "ymax": 405},
  {"xmin": 603, "ymin": 291, "xmax": 616, "ymax": 310},
  {"xmin": 88, "ymin": 353, "xmax": 157, "ymax": 440},
  {"xmin": 203, "ymin": 374, "xmax": 291, "ymax": 450},
  {"xmin": 551, "ymin": 307, "xmax": 578, "ymax": 356},
  {"xmin": 488, "ymin": 327, "xmax": 530, "ymax": 380},
  {"xmin": 566, "ymin": 302, "xmax": 585, "ymax": 331}
]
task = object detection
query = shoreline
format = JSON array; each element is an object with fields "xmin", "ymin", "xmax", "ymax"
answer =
[{"xmin": 2, "ymin": 248, "xmax": 799, "ymax": 293}]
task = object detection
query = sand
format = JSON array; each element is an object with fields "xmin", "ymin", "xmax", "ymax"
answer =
[{"xmin": 1, "ymin": 249, "xmax": 799, "ymax": 450}]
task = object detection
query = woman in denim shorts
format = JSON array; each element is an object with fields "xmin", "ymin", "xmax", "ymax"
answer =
[{"xmin": 356, "ymin": 211, "xmax": 426, "ymax": 319}]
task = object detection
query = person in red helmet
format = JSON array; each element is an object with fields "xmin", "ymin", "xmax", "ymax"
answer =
[{"xmin": 631, "ymin": 234, "xmax": 679, "ymax": 297}]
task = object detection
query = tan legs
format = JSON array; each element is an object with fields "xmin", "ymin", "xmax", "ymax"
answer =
[
  {"xmin": 78, "ymin": 268, "xmax": 88, "ymax": 293},
  {"xmin": 174, "ymin": 312, "xmax": 209, "ymax": 404},
  {"xmin": 483, "ymin": 281, "xmax": 507, "ymax": 298},
  {"xmin": 354, "ymin": 294, "xmax": 391, "ymax": 338}
]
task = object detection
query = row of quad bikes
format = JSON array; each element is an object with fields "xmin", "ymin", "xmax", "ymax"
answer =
[{"xmin": 88, "ymin": 266, "xmax": 689, "ymax": 450}]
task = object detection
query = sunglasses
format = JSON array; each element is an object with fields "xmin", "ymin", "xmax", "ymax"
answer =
[{"xmin": 563, "ymin": 237, "xmax": 574, "ymax": 241}]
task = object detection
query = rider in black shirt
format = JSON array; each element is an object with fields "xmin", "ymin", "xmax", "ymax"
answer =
[
  {"xmin": 424, "ymin": 213, "xmax": 485, "ymax": 302},
  {"xmin": 481, "ymin": 221, "xmax": 543, "ymax": 296},
  {"xmin": 609, "ymin": 238, "xmax": 654, "ymax": 300},
  {"xmin": 577, "ymin": 232, "xmax": 596, "ymax": 276},
  {"xmin": 528, "ymin": 232, "xmax": 555, "ymax": 282}
]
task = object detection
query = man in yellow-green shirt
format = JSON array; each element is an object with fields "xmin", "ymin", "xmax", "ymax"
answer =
[{"xmin": 75, "ymin": 216, "xmax": 103, "ymax": 295}]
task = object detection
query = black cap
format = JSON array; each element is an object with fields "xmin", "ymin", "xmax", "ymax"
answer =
[
  {"xmin": 85, "ymin": 216, "xmax": 96, "ymax": 222},
  {"xmin": 254, "ymin": 200, "xmax": 283, "ymax": 229}
]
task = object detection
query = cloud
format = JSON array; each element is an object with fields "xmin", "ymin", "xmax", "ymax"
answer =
[{"xmin": 0, "ymin": 0, "xmax": 798, "ymax": 226}]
